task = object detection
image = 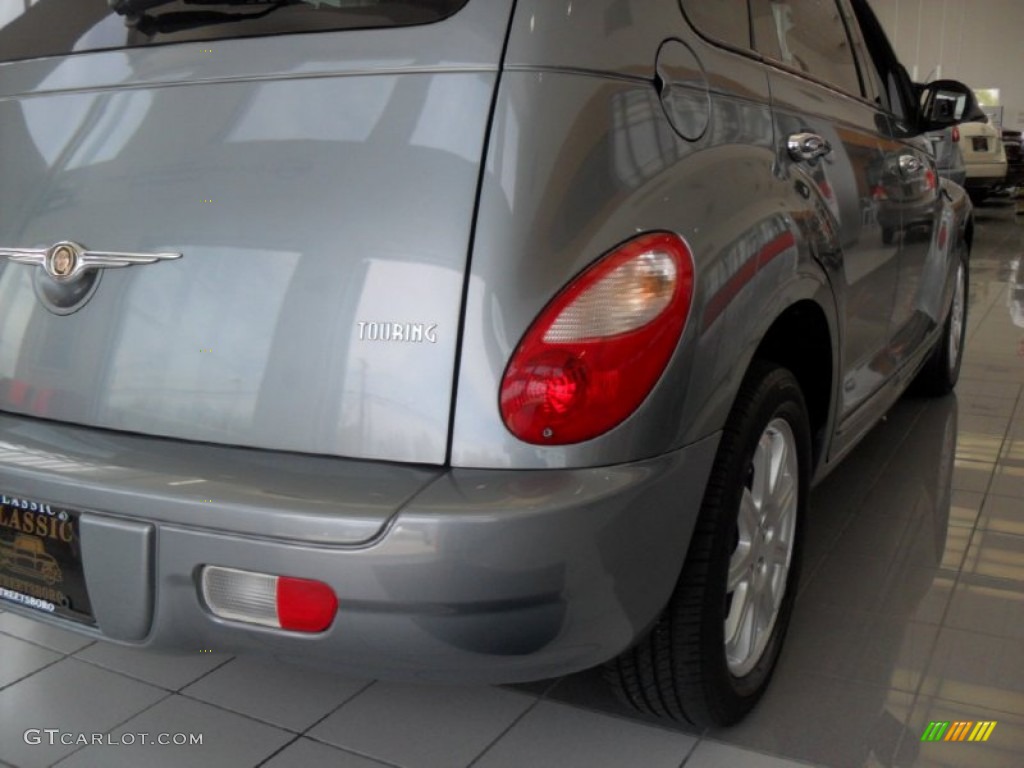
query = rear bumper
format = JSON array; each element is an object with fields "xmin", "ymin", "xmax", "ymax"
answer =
[
  {"xmin": 0, "ymin": 415, "xmax": 719, "ymax": 682},
  {"xmin": 1003, "ymin": 165, "xmax": 1024, "ymax": 187},
  {"xmin": 964, "ymin": 162, "xmax": 1008, "ymax": 187}
]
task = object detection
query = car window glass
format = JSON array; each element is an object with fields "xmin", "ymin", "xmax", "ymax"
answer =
[
  {"xmin": 0, "ymin": 0, "xmax": 469, "ymax": 63},
  {"xmin": 680, "ymin": 0, "xmax": 752, "ymax": 50},
  {"xmin": 751, "ymin": 0, "xmax": 862, "ymax": 95}
]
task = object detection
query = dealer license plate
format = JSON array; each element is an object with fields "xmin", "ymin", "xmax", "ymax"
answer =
[{"xmin": 0, "ymin": 494, "xmax": 95, "ymax": 624}]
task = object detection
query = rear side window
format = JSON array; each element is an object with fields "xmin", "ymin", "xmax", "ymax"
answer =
[
  {"xmin": 680, "ymin": 0, "xmax": 752, "ymax": 50},
  {"xmin": 751, "ymin": 0, "xmax": 862, "ymax": 96},
  {"xmin": 0, "ymin": 0, "xmax": 469, "ymax": 63}
]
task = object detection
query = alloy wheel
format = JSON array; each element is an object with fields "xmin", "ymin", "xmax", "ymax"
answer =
[{"xmin": 724, "ymin": 418, "xmax": 799, "ymax": 677}]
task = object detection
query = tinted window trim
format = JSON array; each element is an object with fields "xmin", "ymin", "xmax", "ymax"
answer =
[{"xmin": 0, "ymin": 0, "xmax": 471, "ymax": 64}]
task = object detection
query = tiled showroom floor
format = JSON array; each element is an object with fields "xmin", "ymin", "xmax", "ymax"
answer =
[{"xmin": 2, "ymin": 201, "xmax": 1024, "ymax": 768}]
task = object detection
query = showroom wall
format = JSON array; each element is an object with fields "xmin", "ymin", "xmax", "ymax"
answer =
[{"xmin": 870, "ymin": 0, "xmax": 1024, "ymax": 129}]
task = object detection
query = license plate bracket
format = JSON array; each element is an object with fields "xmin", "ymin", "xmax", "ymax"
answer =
[{"xmin": 0, "ymin": 494, "xmax": 95, "ymax": 624}]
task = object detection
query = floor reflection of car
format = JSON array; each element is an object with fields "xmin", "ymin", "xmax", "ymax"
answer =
[
  {"xmin": 0, "ymin": 534, "xmax": 61, "ymax": 585},
  {"xmin": 1008, "ymin": 258, "xmax": 1024, "ymax": 329},
  {"xmin": 1000, "ymin": 129, "xmax": 1023, "ymax": 192},
  {"xmin": 856, "ymin": 396, "xmax": 956, "ymax": 765},
  {"xmin": 959, "ymin": 119, "xmax": 1008, "ymax": 202},
  {"xmin": 925, "ymin": 125, "xmax": 967, "ymax": 187}
]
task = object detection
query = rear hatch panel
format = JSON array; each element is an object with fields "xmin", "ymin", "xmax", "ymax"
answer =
[{"xmin": 0, "ymin": 0, "xmax": 511, "ymax": 465}]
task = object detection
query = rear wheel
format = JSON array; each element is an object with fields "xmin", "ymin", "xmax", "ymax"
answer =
[
  {"xmin": 608, "ymin": 362, "xmax": 810, "ymax": 726},
  {"xmin": 912, "ymin": 253, "xmax": 968, "ymax": 396}
]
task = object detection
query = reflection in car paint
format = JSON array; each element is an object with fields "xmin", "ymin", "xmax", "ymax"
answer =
[{"xmin": 702, "ymin": 217, "xmax": 797, "ymax": 330}]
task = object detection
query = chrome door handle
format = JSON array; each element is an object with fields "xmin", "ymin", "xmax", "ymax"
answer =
[
  {"xmin": 899, "ymin": 154, "xmax": 925, "ymax": 177},
  {"xmin": 787, "ymin": 132, "xmax": 833, "ymax": 164}
]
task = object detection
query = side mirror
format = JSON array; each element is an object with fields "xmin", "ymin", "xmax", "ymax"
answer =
[{"xmin": 917, "ymin": 80, "xmax": 987, "ymax": 131}]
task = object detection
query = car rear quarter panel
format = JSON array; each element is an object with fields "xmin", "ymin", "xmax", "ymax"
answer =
[{"xmin": 450, "ymin": 4, "xmax": 840, "ymax": 469}]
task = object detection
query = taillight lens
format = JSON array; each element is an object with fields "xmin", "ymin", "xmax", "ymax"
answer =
[
  {"xmin": 951, "ymin": 126, "xmax": 960, "ymax": 143},
  {"xmin": 500, "ymin": 232, "xmax": 694, "ymax": 445}
]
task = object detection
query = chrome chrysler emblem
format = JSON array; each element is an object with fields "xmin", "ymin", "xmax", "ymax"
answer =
[
  {"xmin": 49, "ymin": 243, "xmax": 77, "ymax": 279},
  {"xmin": 0, "ymin": 241, "xmax": 181, "ymax": 282}
]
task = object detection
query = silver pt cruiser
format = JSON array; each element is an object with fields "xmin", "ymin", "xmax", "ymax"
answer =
[{"xmin": 0, "ymin": 0, "xmax": 982, "ymax": 725}]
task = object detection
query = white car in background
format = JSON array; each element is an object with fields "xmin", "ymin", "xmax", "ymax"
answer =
[
  {"xmin": 959, "ymin": 119, "xmax": 1008, "ymax": 202},
  {"xmin": 925, "ymin": 126, "xmax": 967, "ymax": 188}
]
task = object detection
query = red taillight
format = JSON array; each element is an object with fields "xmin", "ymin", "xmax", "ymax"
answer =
[
  {"xmin": 500, "ymin": 232, "xmax": 694, "ymax": 445},
  {"xmin": 951, "ymin": 126, "xmax": 960, "ymax": 143}
]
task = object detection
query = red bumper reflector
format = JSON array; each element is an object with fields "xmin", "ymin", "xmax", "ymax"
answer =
[{"xmin": 276, "ymin": 576, "xmax": 339, "ymax": 633}]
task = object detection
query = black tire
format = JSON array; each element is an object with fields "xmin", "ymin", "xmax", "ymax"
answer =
[
  {"xmin": 911, "ymin": 251, "xmax": 968, "ymax": 397},
  {"xmin": 607, "ymin": 361, "xmax": 811, "ymax": 727}
]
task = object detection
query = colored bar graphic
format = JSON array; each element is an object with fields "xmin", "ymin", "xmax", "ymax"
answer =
[
  {"xmin": 944, "ymin": 722, "xmax": 972, "ymax": 741},
  {"xmin": 969, "ymin": 722, "xmax": 997, "ymax": 742},
  {"xmin": 921, "ymin": 722, "xmax": 949, "ymax": 742},
  {"xmin": 921, "ymin": 720, "xmax": 997, "ymax": 742}
]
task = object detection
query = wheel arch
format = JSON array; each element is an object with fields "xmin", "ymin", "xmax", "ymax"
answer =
[{"xmin": 749, "ymin": 300, "xmax": 834, "ymax": 469}]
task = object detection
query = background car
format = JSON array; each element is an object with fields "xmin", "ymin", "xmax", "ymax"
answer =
[
  {"xmin": 925, "ymin": 125, "xmax": 967, "ymax": 188},
  {"xmin": 959, "ymin": 118, "xmax": 1008, "ymax": 202}
]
